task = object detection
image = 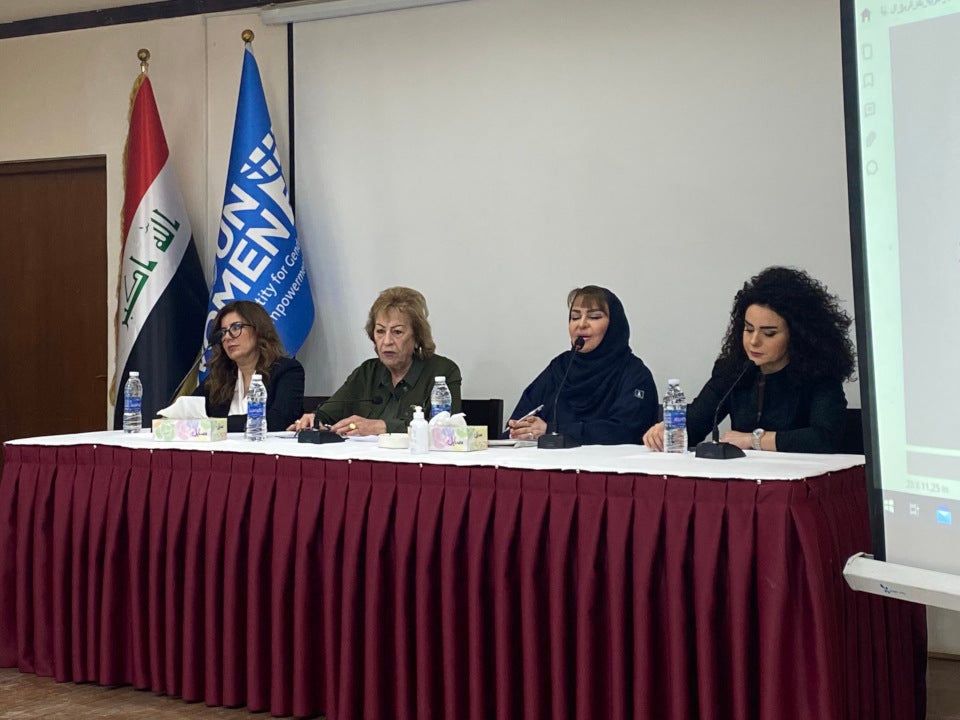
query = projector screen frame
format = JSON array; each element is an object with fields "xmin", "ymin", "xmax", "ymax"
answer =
[{"xmin": 839, "ymin": 0, "xmax": 885, "ymax": 561}]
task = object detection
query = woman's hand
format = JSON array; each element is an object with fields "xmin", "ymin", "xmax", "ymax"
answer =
[
  {"xmin": 329, "ymin": 415, "xmax": 387, "ymax": 437},
  {"xmin": 507, "ymin": 416, "xmax": 548, "ymax": 441},
  {"xmin": 642, "ymin": 422, "xmax": 665, "ymax": 451},
  {"xmin": 720, "ymin": 430, "xmax": 754, "ymax": 450},
  {"xmin": 288, "ymin": 413, "xmax": 316, "ymax": 432}
]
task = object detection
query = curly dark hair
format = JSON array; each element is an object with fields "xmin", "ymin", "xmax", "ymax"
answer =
[
  {"xmin": 206, "ymin": 300, "xmax": 287, "ymax": 406},
  {"xmin": 714, "ymin": 266, "xmax": 856, "ymax": 383}
]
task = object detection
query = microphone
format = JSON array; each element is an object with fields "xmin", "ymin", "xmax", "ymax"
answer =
[
  {"xmin": 297, "ymin": 395, "xmax": 384, "ymax": 444},
  {"xmin": 538, "ymin": 336, "xmax": 586, "ymax": 449},
  {"xmin": 694, "ymin": 359, "xmax": 754, "ymax": 459},
  {"xmin": 311, "ymin": 395, "xmax": 383, "ymax": 426}
]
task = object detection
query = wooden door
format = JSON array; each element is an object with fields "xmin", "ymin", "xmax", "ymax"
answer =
[{"xmin": 0, "ymin": 156, "xmax": 108, "ymax": 455}]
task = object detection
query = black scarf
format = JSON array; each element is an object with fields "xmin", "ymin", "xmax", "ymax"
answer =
[{"xmin": 547, "ymin": 288, "xmax": 635, "ymax": 418}]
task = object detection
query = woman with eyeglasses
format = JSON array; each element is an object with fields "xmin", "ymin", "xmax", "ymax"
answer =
[{"xmin": 196, "ymin": 300, "xmax": 305, "ymax": 432}]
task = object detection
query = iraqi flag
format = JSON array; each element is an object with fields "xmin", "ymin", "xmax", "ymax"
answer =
[
  {"xmin": 199, "ymin": 43, "xmax": 314, "ymax": 380},
  {"xmin": 112, "ymin": 74, "xmax": 208, "ymax": 429}
]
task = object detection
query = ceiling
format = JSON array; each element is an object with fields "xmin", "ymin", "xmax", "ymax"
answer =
[{"xmin": 0, "ymin": 1, "xmax": 171, "ymax": 24}]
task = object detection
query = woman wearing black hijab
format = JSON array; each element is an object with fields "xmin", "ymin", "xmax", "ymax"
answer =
[{"xmin": 505, "ymin": 285, "xmax": 658, "ymax": 445}]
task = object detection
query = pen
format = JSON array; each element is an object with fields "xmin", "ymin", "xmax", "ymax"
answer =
[
  {"xmin": 518, "ymin": 404, "xmax": 544, "ymax": 422},
  {"xmin": 503, "ymin": 404, "xmax": 545, "ymax": 434}
]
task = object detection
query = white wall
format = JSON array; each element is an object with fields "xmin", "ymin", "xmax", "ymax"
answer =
[
  {"xmin": 0, "ymin": 10, "xmax": 288, "ymax": 424},
  {"xmin": 0, "ymin": 1, "xmax": 859, "ymax": 415},
  {"xmin": 929, "ymin": 608, "xmax": 960, "ymax": 655},
  {"xmin": 290, "ymin": 0, "xmax": 860, "ymax": 415}
]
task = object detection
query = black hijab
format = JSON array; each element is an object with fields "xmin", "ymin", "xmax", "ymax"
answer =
[{"xmin": 549, "ymin": 287, "xmax": 635, "ymax": 416}]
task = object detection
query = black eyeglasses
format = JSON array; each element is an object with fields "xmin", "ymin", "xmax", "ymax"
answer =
[{"xmin": 211, "ymin": 322, "xmax": 253, "ymax": 344}]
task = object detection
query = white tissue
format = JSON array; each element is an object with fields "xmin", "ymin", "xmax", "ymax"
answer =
[
  {"xmin": 427, "ymin": 411, "xmax": 467, "ymax": 427},
  {"xmin": 157, "ymin": 396, "xmax": 208, "ymax": 419}
]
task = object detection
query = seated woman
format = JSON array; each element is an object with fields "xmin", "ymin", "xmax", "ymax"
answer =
[
  {"xmin": 505, "ymin": 285, "xmax": 658, "ymax": 445},
  {"xmin": 197, "ymin": 300, "xmax": 305, "ymax": 432},
  {"xmin": 642, "ymin": 266, "xmax": 856, "ymax": 453},
  {"xmin": 290, "ymin": 286, "xmax": 461, "ymax": 436}
]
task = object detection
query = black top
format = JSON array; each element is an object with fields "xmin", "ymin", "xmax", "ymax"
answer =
[
  {"xmin": 196, "ymin": 356, "xmax": 305, "ymax": 433},
  {"xmin": 685, "ymin": 362, "xmax": 848, "ymax": 453}
]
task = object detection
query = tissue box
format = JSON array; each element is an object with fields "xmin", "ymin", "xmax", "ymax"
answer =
[
  {"xmin": 152, "ymin": 417, "xmax": 228, "ymax": 442},
  {"xmin": 429, "ymin": 425, "xmax": 488, "ymax": 452}
]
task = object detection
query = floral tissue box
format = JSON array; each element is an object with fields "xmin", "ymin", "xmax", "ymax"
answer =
[
  {"xmin": 151, "ymin": 418, "xmax": 228, "ymax": 442},
  {"xmin": 428, "ymin": 425, "xmax": 488, "ymax": 451}
]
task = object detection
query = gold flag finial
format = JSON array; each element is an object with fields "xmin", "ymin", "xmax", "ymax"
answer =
[
  {"xmin": 137, "ymin": 48, "xmax": 150, "ymax": 74},
  {"xmin": 241, "ymin": 29, "xmax": 254, "ymax": 44}
]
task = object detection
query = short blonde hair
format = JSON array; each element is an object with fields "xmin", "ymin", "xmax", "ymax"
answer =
[{"xmin": 365, "ymin": 286, "xmax": 436, "ymax": 358}]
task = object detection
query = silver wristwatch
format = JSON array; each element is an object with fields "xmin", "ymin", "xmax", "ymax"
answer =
[{"xmin": 752, "ymin": 428, "xmax": 765, "ymax": 451}]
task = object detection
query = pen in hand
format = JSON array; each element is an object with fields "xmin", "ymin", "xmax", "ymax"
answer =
[
  {"xmin": 504, "ymin": 404, "xmax": 545, "ymax": 432},
  {"xmin": 518, "ymin": 404, "xmax": 544, "ymax": 422}
]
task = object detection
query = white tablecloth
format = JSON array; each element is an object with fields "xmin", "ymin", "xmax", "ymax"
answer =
[{"xmin": 6, "ymin": 430, "xmax": 864, "ymax": 481}]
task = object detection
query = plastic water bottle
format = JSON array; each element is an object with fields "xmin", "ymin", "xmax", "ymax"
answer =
[
  {"xmin": 409, "ymin": 405, "xmax": 429, "ymax": 454},
  {"xmin": 430, "ymin": 376, "xmax": 452, "ymax": 419},
  {"xmin": 245, "ymin": 373, "xmax": 267, "ymax": 441},
  {"xmin": 663, "ymin": 378, "xmax": 687, "ymax": 454},
  {"xmin": 122, "ymin": 371, "xmax": 143, "ymax": 433}
]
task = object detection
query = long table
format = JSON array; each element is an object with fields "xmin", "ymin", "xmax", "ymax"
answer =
[{"xmin": 0, "ymin": 432, "xmax": 926, "ymax": 719}]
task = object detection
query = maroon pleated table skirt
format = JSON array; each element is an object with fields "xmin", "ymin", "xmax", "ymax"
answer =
[{"xmin": 0, "ymin": 443, "xmax": 926, "ymax": 719}]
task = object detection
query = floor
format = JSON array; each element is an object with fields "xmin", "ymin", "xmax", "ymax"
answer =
[
  {"xmin": 929, "ymin": 656, "xmax": 960, "ymax": 720},
  {"xmin": 0, "ymin": 668, "xmax": 288, "ymax": 719},
  {"xmin": 1, "ymin": 659, "xmax": 958, "ymax": 718}
]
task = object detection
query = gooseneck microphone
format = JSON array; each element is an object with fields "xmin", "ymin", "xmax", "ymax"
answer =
[
  {"xmin": 298, "ymin": 395, "xmax": 384, "ymax": 444},
  {"xmin": 694, "ymin": 359, "xmax": 754, "ymax": 459},
  {"xmin": 538, "ymin": 336, "xmax": 586, "ymax": 450}
]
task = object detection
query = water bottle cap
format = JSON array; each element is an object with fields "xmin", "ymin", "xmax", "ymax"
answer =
[
  {"xmin": 668, "ymin": 378, "xmax": 679, "ymax": 385},
  {"xmin": 434, "ymin": 376, "xmax": 446, "ymax": 382},
  {"xmin": 129, "ymin": 371, "xmax": 139, "ymax": 377},
  {"xmin": 252, "ymin": 373, "xmax": 262, "ymax": 380}
]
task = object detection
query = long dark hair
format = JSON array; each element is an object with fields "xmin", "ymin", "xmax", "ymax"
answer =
[
  {"xmin": 715, "ymin": 266, "xmax": 856, "ymax": 383},
  {"xmin": 206, "ymin": 300, "xmax": 286, "ymax": 405}
]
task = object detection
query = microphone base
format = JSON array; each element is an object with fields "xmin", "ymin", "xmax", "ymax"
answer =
[
  {"xmin": 695, "ymin": 440, "xmax": 746, "ymax": 459},
  {"xmin": 537, "ymin": 433, "xmax": 581, "ymax": 449},
  {"xmin": 297, "ymin": 429, "xmax": 346, "ymax": 444}
]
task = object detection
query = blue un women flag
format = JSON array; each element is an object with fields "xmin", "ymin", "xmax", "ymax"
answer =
[{"xmin": 200, "ymin": 43, "xmax": 314, "ymax": 379}]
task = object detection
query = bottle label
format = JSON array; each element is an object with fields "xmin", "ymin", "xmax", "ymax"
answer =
[
  {"xmin": 430, "ymin": 404, "xmax": 451, "ymax": 418},
  {"xmin": 664, "ymin": 407, "xmax": 686, "ymax": 429},
  {"xmin": 248, "ymin": 402, "xmax": 265, "ymax": 420},
  {"xmin": 125, "ymin": 396, "xmax": 142, "ymax": 414}
]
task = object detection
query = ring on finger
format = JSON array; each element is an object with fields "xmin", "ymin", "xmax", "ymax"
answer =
[{"xmin": 349, "ymin": 422, "xmax": 357, "ymax": 431}]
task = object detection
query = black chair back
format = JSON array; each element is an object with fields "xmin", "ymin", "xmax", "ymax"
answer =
[
  {"xmin": 461, "ymin": 398, "xmax": 505, "ymax": 440},
  {"xmin": 839, "ymin": 407, "xmax": 864, "ymax": 455}
]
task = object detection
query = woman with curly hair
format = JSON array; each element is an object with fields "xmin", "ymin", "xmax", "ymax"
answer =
[
  {"xmin": 643, "ymin": 266, "xmax": 856, "ymax": 453},
  {"xmin": 196, "ymin": 300, "xmax": 305, "ymax": 432}
]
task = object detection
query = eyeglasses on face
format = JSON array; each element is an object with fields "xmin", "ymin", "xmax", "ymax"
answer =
[{"xmin": 212, "ymin": 321, "xmax": 253, "ymax": 344}]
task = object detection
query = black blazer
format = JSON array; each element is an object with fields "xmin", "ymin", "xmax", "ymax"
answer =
[{"xmin": 196, "ymin": 356, "xmax": 305, "ymax": 432}]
